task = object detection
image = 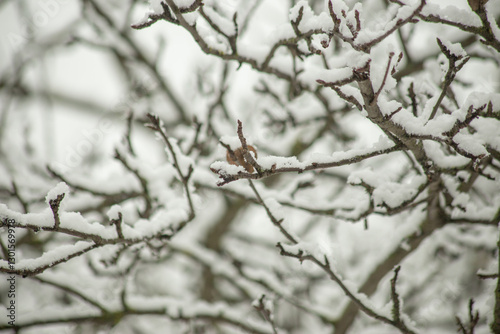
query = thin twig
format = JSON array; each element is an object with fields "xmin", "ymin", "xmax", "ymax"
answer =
[
  {"xmin": 49, "ymin": 194, "xmax": 65, "ymax": 229},
  {"xmin": 146, "ymin": 113, "xmax": 195, "ymax": 225}
]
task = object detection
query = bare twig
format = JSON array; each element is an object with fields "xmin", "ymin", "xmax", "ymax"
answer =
[
  {"xmin": 49, "ymin": 194, "xmax": 65, "ymax": 229},
  {"xmin": 390, "ymin": 266, "xmax": 402, "ymax": 323},
  {"xmin": 374, "ymin": 52, "xmax": 395, "ymax": 101},
  {"xmin": 110, "ymin": 211, "xmax": 124, "ymax": 239},
  {"xmin": 10, "ymin": 181, "xmax": 29, "ymax": 213},
  {"xmin": 253, "ymin": 295, "xmax": 278, "ymax": 334},
  {"xmin": 428, "ymin": 39, "xmax": 470, "ymax": 121},
  {"xmin": 248, "ymin": 171, "xmax": 416, "ymax": 334},
  {"xmin": 114, "ymin": 149, "xmax": 153, "ymax": 218},
  {"xmin": 248, "ymin": 180, "xmax": 296, "ymax": 243},
  {"xmin": 457, "ymin": 299, "xmax": 480, "ymax": 334},
  {"xmin": 145, "ymin": 113, "xmax": 195, "ymax": 225},
  {"xmin": 32, "ymin": 276, "xmax": 109, "ymax": 313},
  {"xmin": 277, "ymin": 244, "xmax": 416, "ymax": 334}
]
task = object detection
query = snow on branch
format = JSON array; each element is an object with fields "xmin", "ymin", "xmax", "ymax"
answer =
[
  {"xmin": 0, "ymin": 241, "xmax": 99, "ymax": 277},
  {"xmin": 211, "ymin": 121, "xmax": 401, "ymax": 186},
  {"xmin": 246, "ymin": 174, "xmax": 417, "ymax": 333},
  {"xmin": 0, "ymin": 295, "xmax": 274, "ymax": 334},
  {"xmin": 0, "ymin": 162, "xmax": 196, "ymax": 276}
]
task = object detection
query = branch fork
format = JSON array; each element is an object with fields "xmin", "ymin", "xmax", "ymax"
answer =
[{"xmin": 49, "ymin": 194, "xmax": 65, "ymax": 229}]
